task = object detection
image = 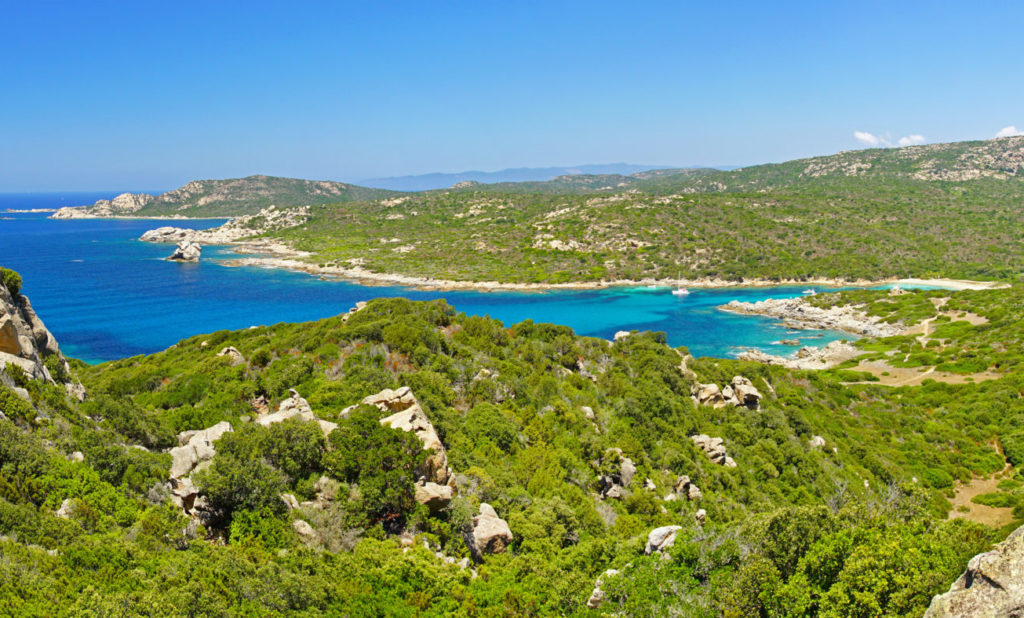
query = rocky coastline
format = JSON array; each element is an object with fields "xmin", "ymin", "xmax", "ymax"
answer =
[
  {"xmin": 720, "ymin": 297, "xmax": 905, "ymax": 338},
  {"xmin": 737, "ymin": 341, "xmax": 864, "ymax": 370}
]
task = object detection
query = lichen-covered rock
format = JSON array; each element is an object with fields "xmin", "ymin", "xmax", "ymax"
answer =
[
  {"xmin": 809, "ymin": 435, "xmax": 827, "ymax": 449},
  {"xmin": 925, "ymin": 525, "xmax": 1024, "ymax": 617},
  {"xmin": 730, "ymin": 376, "xmax": 762, "ymax": 409},
  {"xmin": 587, "ymin": 569, "xmax": 621, "ymax": 609},
  {"xmin": 691, "ymin": 434, "xmax": 736, "ymax": 467},
  {"xmin": 256, "ymin": 389, "xmax": 337, "ymax": 437}
]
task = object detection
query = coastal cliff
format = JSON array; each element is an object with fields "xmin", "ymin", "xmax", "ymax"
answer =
[{"xmin": 0, "ymin": 268, "xmax": 83, "ymax": 398}]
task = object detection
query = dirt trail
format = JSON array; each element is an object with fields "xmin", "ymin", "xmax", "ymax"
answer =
[{"xmin": 948, "ymin": 462, "xmax": 1015, "ymax": 528}]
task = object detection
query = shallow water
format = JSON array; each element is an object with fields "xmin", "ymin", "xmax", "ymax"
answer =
[{"xmin": 1, "ymin": 195, "xmax": 869, "ymax": 363}]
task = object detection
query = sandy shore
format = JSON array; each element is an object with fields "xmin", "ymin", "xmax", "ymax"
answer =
[{"xmin": 216, "ymin": 249, "xmax": 1009, "ymax": 293}]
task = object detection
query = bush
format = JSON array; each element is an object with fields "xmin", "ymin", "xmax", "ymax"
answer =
[{"xmin": 1, "ymin": 267, "xmax": 22, "ymax": 296}]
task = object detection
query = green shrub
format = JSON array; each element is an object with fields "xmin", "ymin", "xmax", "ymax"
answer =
[{"xmin": 1, "ymin": 267, "xmax": 22, "ymax": 296}]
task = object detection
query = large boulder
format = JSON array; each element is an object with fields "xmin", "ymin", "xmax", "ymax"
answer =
[
  {"xmin": 216, "ymin": 346, "xmax": 245, "ymax": 366},
  {"xmin": 730, "ymin": 376, "xmax": 762, "ymax": 409},
  {"xmin": 356, "ymin": 387, "xmax": 450, "ymax": 484},
  {"xmin": 168, "ymin": 241, "xmax": 202, "ymax": 262},
  {"xmin": 415, "ymin": 481, "xmax": 454, "ymax": 513},
  {"xmin": 645, "ymin": 525, "xmax": 682, "ymax": 555},
  {"xmin": 925, "ymin": 525, "xmax": 1024, "ymax": 617},
  {"xmin": 169, "ymin": 421, "xmax": 232, "ymax": 479},
  {"xmin": 598, "ymin": 448, "xmax": 637, "ymax": 499},
  {"xmin": 468, "ymin": 503, "xmax": 513, "ymax": 558}
]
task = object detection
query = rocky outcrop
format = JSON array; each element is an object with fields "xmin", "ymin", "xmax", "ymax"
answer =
[
  {"xmin": 587, "ymin": 569, "xmax": 621, "ymax": 609},
  {"xmin": 598, "ymin": 448, "xmax": 637, "ymax": 500},
  {"xmin": 169, "ymin": 421, "xmax": 233, "ymax": 479},
  {"xmin": 140, "ymin": 205, "xmax": 311, "ymax": 246},
  {"xmin": 645, "ymin": 525, "xmax": 682, "ymax": 555},
  {"xmin": 809, "ymin": 435, "xmax": 827, "ymax": 449},
  {"xmin": 0, "ymin": 279, "xmax": 82, "ymax": 397},
  {"xmin": 415, "ymin": 481, "xmax": 454, "ymax": 514},
  {"xmin": 673, "ymin": 475, "xmax": 702, "ymax": 501},
  {"xmin": 216, "ymin": 346, "xmax": 245, "ymax": 366},
  {"xmin": 52, "ymin": 192, "xmax": 153, "ymax": 219},
  {"xmin": 691, "ymin": 376, "xmax": 762, "ymax": 410},
  {"xmin": 168, "ymin": 241, "xmax": 201, "ymax": 262},
  {"xmin": 354, "ymin": 387, "xmax": 451, "ymax": 485},
  {"xmin": 467, "ymin": 503, "xmax": 513, "ymax": 559},
  {"xmin": 925, "ymin": 524, "xmax": 1024, "ymax": 617},
  {"xmin": 738, "ymin": 340, "xmax": 863, "ymax": 371},
  {"xmin": 691, "ymin": 434, "xmax": 737, "ymax": 468},
  {"xmin": 257, "ymin": 389, "xmax": 337, "ymax": 437},
  {"xmin": 722, "ymin": 297, "xmax": 903, "ymax": 338}
]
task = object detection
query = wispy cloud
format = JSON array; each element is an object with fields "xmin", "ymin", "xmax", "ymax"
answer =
[
  {"xmin": 854, "ymin": 131, "xmax": 881, "ymax": 146},
  {"xmin": 996, "ymin": 125, "xmax": 1023, "ymax": 138},
  {"xmin": 853, "ymin": 131, "xmax": 926, "ymax": 148}
]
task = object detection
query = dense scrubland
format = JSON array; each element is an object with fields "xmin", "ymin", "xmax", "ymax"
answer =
[
  {"xmin": 4, "ymin": 268, "xmax": 1024, "ymax": 614},
  {"xmin": 264, "ymin": 137, "xmax": 1024, "ymax": 284}
]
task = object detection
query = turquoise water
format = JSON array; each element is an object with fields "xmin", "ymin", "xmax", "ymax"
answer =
[{"xmin": 2, "ymin": 195, "xmax": 868, "ymax": 363}]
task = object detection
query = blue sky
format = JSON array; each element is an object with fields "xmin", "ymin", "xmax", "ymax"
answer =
[{"xmin": 1, "ymin": 1, "xmax": 1021, "ymax": 191}]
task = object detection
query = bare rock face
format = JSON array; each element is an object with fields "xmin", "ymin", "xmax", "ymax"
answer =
[
  {"xmin": 809, "ymin": 435, "xmax": 827, "ymax": 449},
  {"xmin": 169, "ymin": 421, "xmax": 233, "ymax": 479},
  {"xmin": 168, "ymin": 240, "xmax": 202, "ymax": 262},
  {"xmin": 0, "ymin": 282, "xmax": 83, "ymax": 397},
  {"xmin": 468, "ymin": 503, "xmax": 513, "ymax": 559},
  {"xmin": 925, "ymin": 525, "xmax": 1024, "ymax": 618},
  {"xmin": 355, "ymin": 387, "xmax": 450, "ymax": 484},
  {"xmin": 645, "ymin": 525, "xmax": 682, "ymax": 555}
]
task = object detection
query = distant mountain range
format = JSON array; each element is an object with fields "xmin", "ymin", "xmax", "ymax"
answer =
[{"xmin": 358, "ymin": 164, "xmax": 674, "ymax": 191}]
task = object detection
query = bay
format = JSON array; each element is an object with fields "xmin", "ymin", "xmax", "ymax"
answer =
[{"xmin": 2, "ymin": 194, "xmax": 867, "ymax": 363}]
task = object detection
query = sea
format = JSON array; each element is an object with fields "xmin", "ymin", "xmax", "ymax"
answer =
[{"xmin": 1, "ymin": 192, "xmax": 893, "ymax": 364}]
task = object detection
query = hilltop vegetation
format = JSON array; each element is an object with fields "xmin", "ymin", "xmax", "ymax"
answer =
[
  {"xmin": 51, "ymin": 175, "xmax": 396, "ymax": 218},
  {"xmin": 245, "ymin": 137, "xmax": 1024, "ymax": 285},
  {"xmin": 4, "ymin": 268, "xmax": 1024, "ymax": 614}
]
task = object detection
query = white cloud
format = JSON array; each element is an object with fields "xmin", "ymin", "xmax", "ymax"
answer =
[
  {"xmin": 996, "ymin": 125, "xmax": 1023, "ymax": 138},
  {"xmin": 854, "ymin": 131, "xmax": 881, "ymax": 146},
  {"xmin": 854, "ymin": 131, "xmax": 926, "ymax": 148}
]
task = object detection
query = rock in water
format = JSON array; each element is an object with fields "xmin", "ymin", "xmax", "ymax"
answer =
[
  {"xmin": 168, "ymin": 241, "xmax": 202, "ymax": 262},
  {"xmin": 925, "ymin": 525, "xmax": 1024, "ymax": 617}
]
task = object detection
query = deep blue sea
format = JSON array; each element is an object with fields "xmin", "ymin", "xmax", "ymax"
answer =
[{"xmin": 2, "ymin": 192, "xmax": 886, "ymax": 364}]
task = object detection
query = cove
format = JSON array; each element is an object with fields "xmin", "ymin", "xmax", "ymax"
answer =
[{"xmin": 4, "ymin": 208, "xmax": 865, "ymax": 364}]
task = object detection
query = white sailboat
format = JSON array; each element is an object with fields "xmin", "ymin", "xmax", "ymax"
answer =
[
  {"xmin": 672, "ymin": 271, "xmax": 690, "ymax": 297},
  {"xmin": 802, "ymin": 288, "xmax": 816, "ymax": 295}
]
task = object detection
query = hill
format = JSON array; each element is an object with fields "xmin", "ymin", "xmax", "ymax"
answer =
[
  {"xmin": 1, "ymin": 268, "xmax": 1021, "ymax": 614},
  {"xmin": 50, "ymin": 175, "xmax": 397, "ymax": 219},
  {"xmin": 358, "ymin": 163, "xmax": 681, "ymax": 191},
  {"xmin": 249, "ymin": 137, "xmax": 1024, "ymax": 286}
]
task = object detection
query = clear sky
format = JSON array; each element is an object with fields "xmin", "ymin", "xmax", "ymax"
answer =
[{"xmin": 1, "ymin": 1, "xmax": 1022, "ymax": 191}]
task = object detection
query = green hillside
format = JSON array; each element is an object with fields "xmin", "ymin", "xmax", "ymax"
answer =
[
  {"xmin": 4, "ymin": 270, "xmax": 1024, "ymax": 614},
  {"xmin": 267, "ymin": 138, "xmax": 1024, "ymax": 284},
  {"xmin": 55, "ymin": 175, "xmax": 398, "ymax": 218}
]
